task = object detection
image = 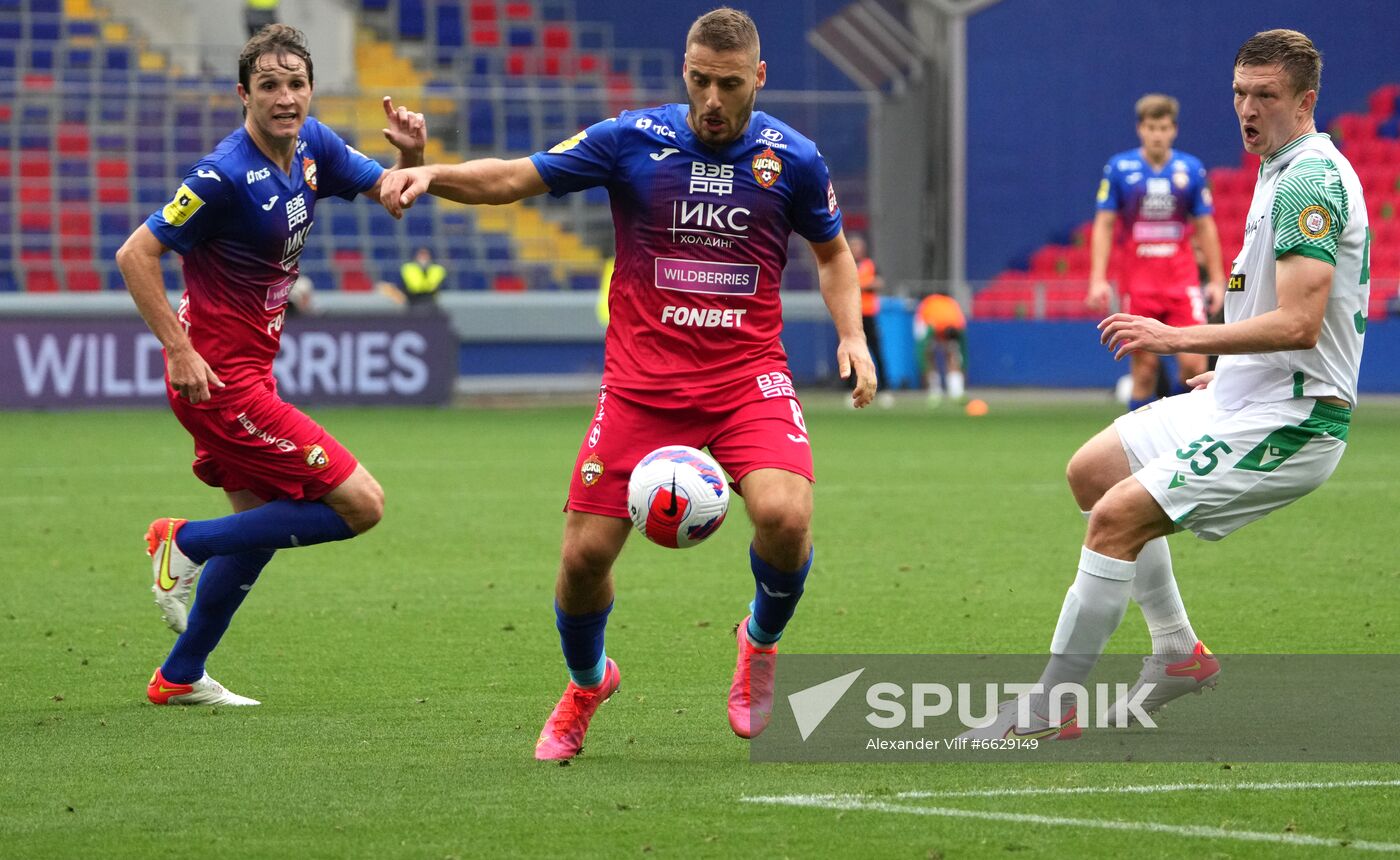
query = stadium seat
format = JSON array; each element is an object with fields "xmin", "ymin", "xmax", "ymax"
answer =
[
  {"xmin": 398, "ymin": 0, "xmax": 426, "ymax": 39},
  {"xmin": 436, "ymin": 4, "xmax": 464, "ymax": 48},
  {"xmin": 66, "ymin": 265, "xmax": 101, "ymax": 292}
]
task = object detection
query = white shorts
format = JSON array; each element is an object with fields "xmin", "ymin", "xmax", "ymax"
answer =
[{"xmin": 1114, "ymin": 387, "xmax": 1350, "ymax": 541}]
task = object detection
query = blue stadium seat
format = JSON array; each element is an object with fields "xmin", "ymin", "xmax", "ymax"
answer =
[
  {"xmin": 362, "ymin": 0, "xmax": 389, "ymax": 9},
  {"xmin": 508, "ymin": 26, "xmax": 535, "ymax": 47},
  {"xmin": 329, "ymin": 211, "xmax": 359, "ymax": 237},
  {"xmin": 32, "ymin": 0, "xmax": 60, "ymax": 12},
  {"xmin": 469, "ymin": 101, "xmax": 496, "ymax": 148},
  {"xmin": 505, "ymin": 111, "xmax": 532, "ymax": 151},
  {"xmin": 436, "ymin": 3, "xmax": 464, "ymax": 47},
  {"xmin": 445, "ymin": 244, "xmax": 477, "ymax": 262},
  {"xmin": 398, "ymin": 0, "xmax": 426, "ymax": 39},
  {"xmin": 105, "ymin": 270, "xmax": 126, "ymax": 291},
  {"xmin": 103, "ymin": 48, "xmax": 131, "ymax": 72},
  {"xmin": 137, "ymin": 183, "xmax": 168, "ymax": 205},
  {"xmin": 66, "ymin": 19, "xmax": 99, "ymax": 39},
  {"xmin": 99, "ymin": 212, "xmax": 129, "ymax": 236},
  {"xmin": 405, "ymin": 210, "xmax": 434, "ymax": 239},
  {"xmin": 0, "ymin": 272, "xmax": 18, "ymax": 292},
  {"xmin": 483, "ymin": 234, "xmax": 513, "ymax": 261},
  {"xmin": 0, "ymin": 21, "xmax": 20, "ymax": 41},
  {"xmin": 28, "ymin": 47, "xmax": 55, "ymax": 70},
  {"xmin": 451, "ymin": 270, "xmax": 489, "ymax": 291},
  {"xmin": 31, "ymin": 20, "xmax": 61, "ymax": 41},
  {"xmin": 0, "ymin": 47, "xmax": 16, "ymax": 69}
]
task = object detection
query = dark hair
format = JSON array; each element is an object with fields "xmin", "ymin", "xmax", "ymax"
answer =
[
  {"xmin": 1135, "ymin": 93, "xmax": 1178, "ymax": 124},
  {"xmin": 686, "ymin": 7, "xmax": 760, "ymax": 59},
  {"xmin": 1235, "ymin": 29, "xmax": 1321, "ymax": 95},
  {"xmin": 239, "ymin": 24, "xmax": 314, "ymax": 91}
]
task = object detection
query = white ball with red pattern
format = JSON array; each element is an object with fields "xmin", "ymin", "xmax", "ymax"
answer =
[{"xmin": 627, "ymin": 445, "xmax": 729, "ymax": 549}]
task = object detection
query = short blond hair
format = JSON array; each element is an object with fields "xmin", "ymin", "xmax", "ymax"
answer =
[
  {"xmin": 1135, "ymin": 94, "xmax": 1178, "ymax": 124},
  {"xmin": 1235, "ymin": 29, "xmax": 1322, "ymax": 95}
]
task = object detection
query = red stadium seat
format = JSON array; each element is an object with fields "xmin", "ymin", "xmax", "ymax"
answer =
[
  {"xmin": 24, "ymin": 266, "xmax": 60, "ymax": 292},
  {"xmin": 505, "ymin": 51, "xmax": 526, "ymax": 75},
  {"xmin": 56, "ymin": 124, "xmax": 90, "ymax": 155},
  {"xmin": 59, "ymin": 211, "xmax": 93, "ymax": 237},
  {"xmin": 95, "ymin": 159, "xmax": 129, "ymax": 179},
  {"xmin": 469, "ymin": 1, "xmax": 498, "ymax": 22},
  {"xmin": 19, "ymin": 156, "xmax": 52, "ymax": 179},
  {"xmin": 1369, "ymin": 84, "xmax": 1400, "ymax": 119},
  {"xmin": 97, "ymin": 184, "xmax": 130, "ymax": 204},
  {"xmin": 20, "ymin": 211, "xmax": 53, "ymax": 232},
  {"xmin": 504, "ymin": 2, "xmax": 532, "ymax": 20},
  {"xmin": 471, "ymin": 26, "xmax": 500, "ymax": 47},
  {"xmin": 493, "ymin": 273, "xmax": 526, "ymax": 292},
  {"xmin": 65, "ymin": 266, "xmax": 101, "ymax": 292},
  {"xmin": 542, "ymin": 24, "xmax": 571, "ymax": 50},
  {"xmin": 19, "ymin": 183, "xmax": 53, "ymax": 204}
]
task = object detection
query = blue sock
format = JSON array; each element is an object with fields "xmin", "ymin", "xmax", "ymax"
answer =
[
  {"xmin": 1168, "ymin": 379, "xmax": 1192, "ymax": 397},
  {"xmin": 175, "ymin": 501, "xmax": 355, "ymax": 564},
  {"xmin": 556, "ymin": 602, "xmax": 611, "ymax": 688},
  {"xmin": 747, "ymin": 544, "xmax": 812, "ymax": 646},
  {"xmin": 162, "ymin": 549, "xmax": 275, "ymax": 684},
  {"xmin": 1127, "ymin": 395, "xmax": 1157, "ymax": 412}
]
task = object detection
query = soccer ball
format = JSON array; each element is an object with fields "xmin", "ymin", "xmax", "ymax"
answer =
[{"xmin": 627, "ymin": 446, "xmax": 729, "ymax": 549}]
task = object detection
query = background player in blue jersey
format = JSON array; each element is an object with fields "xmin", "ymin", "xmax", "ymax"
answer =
[
  {"xmin": 1088, "ymin": 94, "xmax": 1225, "ymax": 410},
  {"xmin": 380, "ymin": 7, "xmax": 875, "ymax": 760},
  {"xmin": 116, "ymin": 24, "xmax": 426, "ymax": 706}
]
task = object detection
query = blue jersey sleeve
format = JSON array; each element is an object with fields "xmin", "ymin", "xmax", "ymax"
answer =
[
  {"xmin": 306, "ymin": 118, "xmax": 383, "ymax": 201},
  {"xmin": 1189, "ymin": 159, "xmax": 1214, "ymax": 217},
  {"xmin": 790, "ymin": 147, "xmax": 842, "ymax": 244},
  {"xmin": 1095, "ymin": 161, "xmax": 1121, "ymax": 212},
  {"xmin": 144, "ymin": 163, "xmax": 232, "ymax": 255},
  {"xmin": 529, "ymin": 117, "xmax": 621, "ymax": 197}
]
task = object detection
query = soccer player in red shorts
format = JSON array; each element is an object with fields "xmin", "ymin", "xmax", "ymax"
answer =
[
  {"xmin": 381, "ymin": 8, "xmax": 878, "ymax": 759},
  {"xmin": 116, "ymin": 25, "xmax": 426, "ymax": 706},
  {"xmin": 1088, "ymin": 94, "xmax": 1226, "ymax": 410}
]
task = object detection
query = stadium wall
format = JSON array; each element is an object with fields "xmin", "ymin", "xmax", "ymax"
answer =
[
  {"xmin": 6, "ymin": 295, "xmax": 1399, "ymax": 406},
  {"xmin": 965, "ymin": 0, "xmax": 1400, "ymax": 279}
]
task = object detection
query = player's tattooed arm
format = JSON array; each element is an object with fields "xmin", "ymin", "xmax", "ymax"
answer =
[
  {"xmin": 811, "ymin": 232, "xmax": 877, "ymax": 408},
  {"xmin": 115, "ymin": 225, "xmax": 224, "ymax": 403}
]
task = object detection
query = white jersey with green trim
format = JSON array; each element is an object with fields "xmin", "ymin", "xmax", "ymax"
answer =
[{"xmin": 1214, "ymin": 131, "xmax": 1369, "ymax": 410}]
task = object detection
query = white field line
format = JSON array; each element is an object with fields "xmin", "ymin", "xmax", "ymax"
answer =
[
  {"xmin": 744, "ymin": 794, "xmax": 1400, "ymax": 853},
  {"xmin": 892, "ymin": 778, "xmax": 1400, "ymax": 800}
]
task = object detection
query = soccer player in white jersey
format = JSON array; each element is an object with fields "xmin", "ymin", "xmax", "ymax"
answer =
[{"xmin": 965, "ymin": 29, "xmax": 1369, "ymax": 739}]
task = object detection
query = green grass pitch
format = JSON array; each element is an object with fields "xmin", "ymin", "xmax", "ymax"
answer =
[{"xmin": 3, "ymin": 395, "xmax": 1399, "ymax": 858}]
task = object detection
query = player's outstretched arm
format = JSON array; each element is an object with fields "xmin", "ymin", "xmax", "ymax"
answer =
[
  {"xmin": 378, "ymin": 157, "xmax": 548, "ymax": 219},
  {"xmin": 115, "ymin": 225, "xmax": 223, "ymax": 403},
  {"xmin": 811, "ymin": 232, "xmax": 877, "ymax": 408},
  {"xmin": 1098, "ymin": 253, "xmax": 1332, "ymax": 359}
]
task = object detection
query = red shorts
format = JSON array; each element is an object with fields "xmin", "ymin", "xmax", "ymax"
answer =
[
  {"xmin": 168, "ymin": 382, "xmax": 358, "ymax": 502},
  {"xmin": 1123, "ymin": 287, "xmax": 1206, "ymax": 328},
  {"xmin": 566, "ymin": 370, "xmax": 815, "ymax": 518}
]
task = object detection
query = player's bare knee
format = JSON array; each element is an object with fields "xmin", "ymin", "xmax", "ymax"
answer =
[
  {"xmin": 343, "ymin": 479, "xmax": 385, "ymax": 534},
  {"xmin": 747, "ymin": 497, "xmax": 810, "ymax": 549}
]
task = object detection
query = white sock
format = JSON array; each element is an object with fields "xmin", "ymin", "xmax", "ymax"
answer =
[
  {"xmin": 947, "ymin": 370, "xmax": 965, "ymax": 399},
  {"xmin": 1132, "ymin": 537, "xmax": 1198, "ymax": 655},
  {"xmin": 926, "ymin": 372, "xmax": 943, "ymax": 397},
  {"xmin": 1035, "ymin": 547, "xmax": 1135, "ymax": 710}
]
